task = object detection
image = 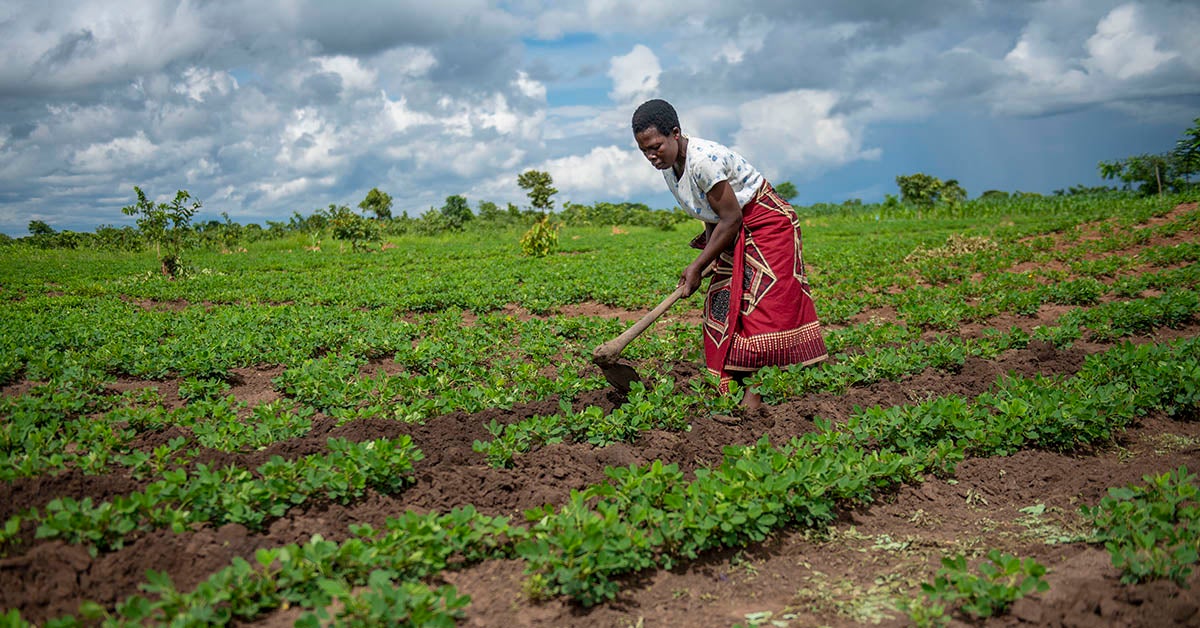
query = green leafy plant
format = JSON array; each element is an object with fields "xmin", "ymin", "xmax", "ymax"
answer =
[
  {"xmin": 903, "ymin": 550, "xmax": 1049, "ymax": 624},
  {"xmin": 520, "ymin": 214, "xmax": 560, "ymax": 257},
  {"xmin": 328, "ymin": 203, "xmax": 383, "ymax": 251},
  {"xmin": 1083, "ymin": 467, "xmax": 1200, "ymax": 585},
  {"xmin": 121, "ymin": 186, "xmax": 201, "ymax": 278}
]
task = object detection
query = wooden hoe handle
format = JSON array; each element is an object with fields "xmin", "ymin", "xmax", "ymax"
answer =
[{"xmin": 592, "ymin": 264, "xmax": 714, "ymax": 365}]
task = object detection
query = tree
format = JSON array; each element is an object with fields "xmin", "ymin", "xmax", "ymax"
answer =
[
  {"xmin": 1099, "ymin": 118, "xmax": 1200, "ymax": 195},
  {"xmin": 1099, "ymin": 153, "xmax": 1176, "ymax": 196},
  {"xmin": 517, "ymin": 170, "xmax": 557, "ymax": 214},
  {"xmin": 477, "ymin": 200, "xmax": 504, "ymax": 222},
  {"xmin": 28, "ymin": 220, "xmax": 55, "ymax": 236},
  {"xmin": 774, "ymin": 181, "xmax": 798, "ymax": 200},
  {"xmin": 358, "ymin": 187, "xmax": 393, "ymax": 220},
  {"xmin": 1174, "ymin": 117, "xmax": 1200, "ymax": 187},
  {"xmin": 328, "ymin": 203, "xmax": 382, "ymax": 251},
  {"xmin": 441, "ymin": 194, "xmax": 473, "ymax": 231},
  {"xmin": 940, "ymin": 179, "xmax": 967, "ymax": 205},
  {"xmin": 895, "ymin": 173, "xmax": 944, "ymax": 207},
  {"xmin": 121, "ymin": 187, "xmax": 201, "ymax": 278}
]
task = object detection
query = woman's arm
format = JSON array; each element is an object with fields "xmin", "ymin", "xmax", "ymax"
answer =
[{"xmin": 679, "ymin": 180, "xmax": 742, "ymax": 297}]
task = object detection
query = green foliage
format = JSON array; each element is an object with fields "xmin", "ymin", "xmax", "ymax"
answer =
[
  {"xmin": 517, "ymin": 169, "xmax": 557, "ymax": 213},
  {"xmin": 1099, "ymin": 118, "xmax": 1200, "ymax": 194},
  {"xmin": 358, "ymin": 187, "xmax": 393, "ymax": 220},
  {"xmin": 1099, "ymin": 153, "xmax": 1182, "ymax": 196},
  {"xmin": 327, "ymin": 204, "xmax": 382, "ymax": 251},
  {"xmin": 773, "ymin": 180, "xmax": 798, "ymax": 200},
  {"xmin": 517, "ymin": 438, "xmax": 911, "ymax": 606},
  {"xmin": 1083, "ymin": 467, "xmax": 1200, "ymax": 585},
  {"xmin": 440, "ymin": 194, "xmax": 473, "ymax": 230},
  {"xmin": 1175, "ymin": 117, "xmax": 1200, "ymax": 185},
  {"xmin": 903, "ymin": 550, "xmax": 1049, "ymax": 624},
  {"xmin": 894, "ymin": 173, "xmax": 966, "ymax": 208},
  {"xmin": 28, "ymin": 220, "xmax": 55, "ymax": 236},
  {"xmin": 24, "ymin": 437, "xmax": 422, "ymax": 553},
  {"xmin": 520, "ymin": 214, "xmax": 559, "ymax": 257},
  {"xmin": 120, "ymin": 186, "xmax": 201, "ymax": 278}
]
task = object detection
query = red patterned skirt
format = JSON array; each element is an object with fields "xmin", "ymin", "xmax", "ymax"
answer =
[{"xmin": 701, "ymin": 182, "xmax": 827, "ymax": 391}]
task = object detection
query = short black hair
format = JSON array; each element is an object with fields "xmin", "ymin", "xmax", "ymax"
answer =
[{"xmin": 631, "ymin": 99, "xmax": 679, "ymax": 137}]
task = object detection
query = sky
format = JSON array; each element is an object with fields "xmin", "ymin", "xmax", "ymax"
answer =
[{"xmin": 0, "ymin": 0, "xmax": 1197, "ymax": 236}]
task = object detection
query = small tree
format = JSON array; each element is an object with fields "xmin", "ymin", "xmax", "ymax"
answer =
[
  {"xmin": 328, "ymin": 204, "xmax": 381, "ymax": 251},
  {"xmin": 28, "ymin": 220, "xmax": 55, "ymax": 236},
  {"xmin": 1099, "ymin": 154, "xmax": 1177, "ymax": 196},
  {"xmin": 516, "ymin": 170, "xmax": 559, "ymax": 256},
  {"xmin": 774, "ymin": 181, "xmax": 798, "ymax": 200},
  {"xmin": 441, "ymin": 195, "xmax": 473, "ymax": 230},
  {"xmin": 358, "ymin": 187, "xmax": 393, "ymax": 220},
  {"xmin": 940, "ymin": 179, "xmax": 967, "ymax": 206},
  {"xmin": 477, "ymin": 200, "xmax": 503, "ymax": 222},
  {"xmin": 517, "ymin": 170, "xmax": 558, "ymax": 214},
  {"xmin": 121, "ymin": 187, "xmax": 201, "ymax": 278},
  {"xmin": 1173, "ymin": 117, "xmax": 1200, "ymax": 187}
]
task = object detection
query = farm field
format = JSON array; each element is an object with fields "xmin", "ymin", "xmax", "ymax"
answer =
[{"xmin": 1, "ymin": 194, "xmax": 1199, "ymax": 627}]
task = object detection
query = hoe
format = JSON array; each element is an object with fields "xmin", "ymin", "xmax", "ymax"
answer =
[{"xmin": 592, "ymin": 266, "xmax": 712, "ymax": 393}]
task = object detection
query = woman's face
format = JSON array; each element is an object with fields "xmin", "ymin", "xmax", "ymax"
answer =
[{"xmin": 634, "ymin": 126, "xmax": 681, "ymax": 170}]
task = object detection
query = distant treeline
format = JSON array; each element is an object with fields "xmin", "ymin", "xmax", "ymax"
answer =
[
  {"xmin": 3, "ymin": 199, "xmax": 693, "ymax": 251},
  {"xmin": 2, "ymin": 184, "xmax": 1141, "ymax": 252}
]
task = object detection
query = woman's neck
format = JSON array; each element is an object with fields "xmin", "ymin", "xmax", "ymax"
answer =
[{"xmin": 673, "ymin": 135, "xmax": 688, "ymax": 179}]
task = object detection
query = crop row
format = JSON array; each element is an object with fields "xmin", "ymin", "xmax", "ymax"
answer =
[
  {"xmin": 12, "ymin": 334, "xmax": 1196, "ymax": 625},
  {"xmin": 474, "ymin": 291, "xmax": 1198, "ymax": 464},
  {"xmin": 1, "ymin": 437, "xmax": 420, "ymax": 554},
  {"xmin": 3, "ymin": 286, "xmax": 1193, "ymax": 487}
]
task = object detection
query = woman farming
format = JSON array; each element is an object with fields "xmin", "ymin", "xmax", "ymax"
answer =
[{"xmin": 632, "ymin": 98, "xmax": 827, "ymax": 410}]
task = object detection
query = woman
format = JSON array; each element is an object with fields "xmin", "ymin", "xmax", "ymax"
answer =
[{"xmin": 632, "ymin": 98, "xmax": 827, "ymax": 410}]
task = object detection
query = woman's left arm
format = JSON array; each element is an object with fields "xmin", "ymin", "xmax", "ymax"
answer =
[{"xmin": 679, "ymin": 180, "xmax": 742, "ymax": 296}]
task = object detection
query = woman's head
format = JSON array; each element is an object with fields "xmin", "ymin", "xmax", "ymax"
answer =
[
  {"xmin": 632, "ymin": 99, "xmax": 684, "ymax": 171},
  {"xmin": 631, "ymin": 99, "xmax": 679, "ymax": 137}
]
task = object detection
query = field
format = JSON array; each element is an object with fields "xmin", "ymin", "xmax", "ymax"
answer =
[{"xmin": 1, "ymin": 194, "xmax": 1199, "ymax": 627}]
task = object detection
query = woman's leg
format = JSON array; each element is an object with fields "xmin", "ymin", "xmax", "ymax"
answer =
[{"xmin": 732, "ymin": 371, "xmax": 763, "ymax": 409}]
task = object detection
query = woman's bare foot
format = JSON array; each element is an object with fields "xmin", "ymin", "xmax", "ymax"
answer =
[{"xmin": 740, "ymin": 389, "xmax": 764, "ymax": 410}]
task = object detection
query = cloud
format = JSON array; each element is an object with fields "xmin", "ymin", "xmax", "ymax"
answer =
[
  {"xmin": 313, "ymin": 56, "xmax": 378, "ymax": 92},
  {"xmin": 1084, "ymin": 4, "xmax": 1177, "ymax": 79},
  {"xmin": 0, "ymin": 1, "xmax": 1197, "ymax": 235},
  {"xmin": 608, "ymin": 45, "xmax": 661, "ymax": 105},
  {"xmin": 540, "ymin": 145, "xmax": 663, "ymax": 199},
  {"xmin": 731, "ymin": 90, "xmax": 881, "ymax": 179},
  {"xmin": 71, "ymin": 131, "xmax": 158, "ymax": 174},
  {"xmin": 174, "ymin": 67, "xmax": 239, "ymax": 102}
]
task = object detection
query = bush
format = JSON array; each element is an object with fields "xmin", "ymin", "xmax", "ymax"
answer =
[{"xmin": 520, "ymin": 215, "xmax": 559, "ymax": 257}]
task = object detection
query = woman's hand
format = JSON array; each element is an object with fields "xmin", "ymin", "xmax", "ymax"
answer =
[{"xmin": 679, "ymin": 263, "xmax": 704, "ymax": 297}]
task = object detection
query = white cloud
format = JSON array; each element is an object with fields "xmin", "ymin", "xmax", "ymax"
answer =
[
  {"xmin": 731, "ymin": 90, "xmax": 880, "ymax": 178},
  {"xmin": 541, "ymin": 145, "xmax": 662, "ymax": 198},
  {"xmin": 71, "ymin": 131, "xmax": 157, "ymax": 173},
  {"xmin": 514, "ymin": 70, "xmax": 546, "ymax": 100},
  {"xmin": 174, "ymin": 67, "xmax": 238, "ymax": 102},
  {"xmin": 314, "ymin": 55, "xmax": 378, "ymax": 91},
  {"xmin": 608, "ymin": 45, "xmax": 661, "ymax": 104},
  {"xmin": 276, "ymin": 108, "xmax": 344, "ymax": 172},
  {"xmin": 1003, "ymin": 36, "xmax": 1087, "ymax": 93},
  {"xmin": 382, "ymin": 91, "xmax": 435, "ymax": 133},
  {"xmin": 1084, "ymin": 4, "xmax": 1177, "ymax": 79},
  {"xmin": 716, "ymin": 14, "xmax": 768, "ymax": 64},
  {"xmin": 256, "ymin": 175, "xmax": 335, "ymax": 203}
]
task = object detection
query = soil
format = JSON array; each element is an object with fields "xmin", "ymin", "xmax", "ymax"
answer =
[{"xmin": 1, "ymin": 205, "xmax": 1198, "ymax": 627}]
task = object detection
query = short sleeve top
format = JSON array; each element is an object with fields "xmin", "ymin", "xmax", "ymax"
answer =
[{"xmin": 664, "ymin": 136, "xmax": 765, "ymax": 223}]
